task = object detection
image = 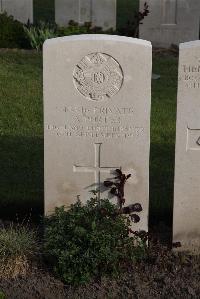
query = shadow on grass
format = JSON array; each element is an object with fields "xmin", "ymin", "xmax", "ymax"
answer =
[
  {"xmin": 0, "ymin": 135, "xmax": 43, "ymax": 221},
  {"xmin": 149, "ymin": 141, "xmax": 175, "ymax": 242}
]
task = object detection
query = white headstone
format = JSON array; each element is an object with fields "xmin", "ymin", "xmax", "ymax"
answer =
[
  {"xmin": 173, "ymin": 41, "xmax": 200, "ymax": 252},
  {"xmin": 139, "ymin": 0, "xmax": 200, "ymax": 48},
  {"xmin": 55, "ymin": 0, "xmax": 116, "ymax": 30},
  {"xmin": 0, "ymin": 0, "xmax": 33, "ymax": 24},
  {"xmin": 44, "ymin": 35, "xmax": 152, "ymax": 232}
]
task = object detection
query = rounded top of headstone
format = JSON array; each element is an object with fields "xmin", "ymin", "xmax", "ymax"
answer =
[
  {"xmin": 43, "ymin": 34, "xmax": 152, "ymax": 49},
  {"xmin": 180, "ymin": 40, "xmax": 200, "ymax": 49}
]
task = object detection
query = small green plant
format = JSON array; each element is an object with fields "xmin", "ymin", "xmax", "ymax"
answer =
[
  {"xmin": 57, "ymin": 20, "xmax": 114, "ymax": 37},
  {"xmin": 0, "ymin": 224, "xmax": 38, "ymax": 278},
  {"xmin": 57, "ymin": 20, "xmax": 93, "ymax": 36},
  {"xmin": 24, "ymin": 20, "xmax": 114, "ymax": 51},
  {"xmin": 44, "ymin": 170, "xmax": 146, "ymax": 285},
  {"xmin": 24, "ymin": 22, "xmax": 57, "ymax": 51},
  {"xmin": 0, "ymin": 12, "xmax": 30, "ymax": 48},
  {"xmin": 0, "ymin": 291, "xmax": 6, "ymax": 299}
]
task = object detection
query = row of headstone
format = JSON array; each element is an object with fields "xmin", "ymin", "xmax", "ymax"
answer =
[
  {"xmin": 0, "ymin": 0, "xmax": 116, "ymax": 30},
  {"xmin": 139, "ymin": 0, "xmax": 200, "ymax": 48},
  {"xmin": 55, "ymin": 0, "xmax": 116, "ymax": 30},
  {"xmin": 0, "ymin": 0, "xmax": 33, "ymax": 23},
  {"xmin": 1, "ymin": 0, "xmax": 199, "ymax": 47},
  {"xmin": 43, "ymin": 34, "xmax": 200, "ymax": 252}
]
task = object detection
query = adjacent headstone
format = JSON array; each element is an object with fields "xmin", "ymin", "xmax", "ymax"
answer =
[
  {"xmin": 140, "ymin": 0, "xmax": 200, "ymax": 48},
  {"xmin": 0, "ymin": 0, "xmax": 33, "ymax": 23},
  {"xmin": 55, "ymin": 0, "xmax": 116, "ymax": 30},
  {"xmin": 173, "ymin": 41, "xmax": 200, "ymax": 252},
  {"xmin": 44, "ymin": 34, "xmax": 152, "ymax": 232}
]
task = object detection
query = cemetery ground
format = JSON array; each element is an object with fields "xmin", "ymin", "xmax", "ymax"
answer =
[{"xmin": 0, "ymin": 49, "xmax": 200, "ymax": 298}]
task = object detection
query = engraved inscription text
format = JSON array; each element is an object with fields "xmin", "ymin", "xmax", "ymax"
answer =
[{"xmin": 47, "ymin": 105, "xmax": 145, "ymax": 139}]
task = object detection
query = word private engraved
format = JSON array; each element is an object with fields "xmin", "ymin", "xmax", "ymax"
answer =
[
  {"xmin": 73, "ymin": 52, "xmax": 124, "ymax": 101},
  {"xmin": 47, "ymin": 105, "xmax": 145, "ymax": 139}
]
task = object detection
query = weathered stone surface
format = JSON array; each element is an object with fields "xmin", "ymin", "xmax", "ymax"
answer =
[
  {"xmin": 55, "ymin": 0, "xmax": 116, "ymax": 30},
  {"xmin": 44, "ymin": 35, "xmax": 152, "ymax": 232},
  {"xmin": 140, "ymin": 0, "xmax": 200, "ymax": 48},
  {"xmin": 0, "ymin": 0, "xmax": 33, "ymax": 23},
  {"xmin": 173, "ymin": 41, "xmax": 200, "ymax": 252}
]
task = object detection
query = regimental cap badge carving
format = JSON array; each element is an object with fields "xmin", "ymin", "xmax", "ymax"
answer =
[{"xmin": 73, "ymin": 52, "xmax": 124, "ymax": 101}]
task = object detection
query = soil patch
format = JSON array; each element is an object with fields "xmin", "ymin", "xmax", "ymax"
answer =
[{"xmin": 1, "ymin": 241, "xmax": 199, "ymax": 299}]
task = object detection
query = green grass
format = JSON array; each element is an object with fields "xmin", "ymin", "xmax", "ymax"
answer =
[
  {"xmin": 0, "ymin": 290, "xmax": 6, "ymax": 299},
  {"xmin": 0, "ymin": 50, "xmax": 178, "ymax": 224},
  {"xmin": 151, "ymin": 55, "xmax": 177, "ymax": 224},
  {"xmin": 0, "ymin": 50, "xmax": 43, "ymax": 219}
]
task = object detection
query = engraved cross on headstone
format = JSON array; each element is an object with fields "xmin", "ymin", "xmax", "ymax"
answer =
[{"xmin": 73, "ymin": 143, "xmax": 120, "ymax": 197}]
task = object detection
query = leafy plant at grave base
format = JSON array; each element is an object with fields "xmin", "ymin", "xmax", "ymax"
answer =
[
  {"xmin": 117, "ymin": 2, "xmax": 150, "ymax": 37},
  {"xmin": 0, "ymin": 12, "xmax": 30, "ymax": 48},
  {"xmin": 57, "ymin": 20, "xmax": 94, "ymax": 36},
  {"xmin": 0, "ymin": 291, "xmax": 6, "ymax": 299},
  {"xmin": 0, "ymin": 224, "xmax": 38, "ymax": 278},
  {"xmin": 24, "ymin": 22, "xmax": 57, "ymax": 51},
  {"xmin": 43, "ymin": 186, "xmax": 146, "ymax": 285}
]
